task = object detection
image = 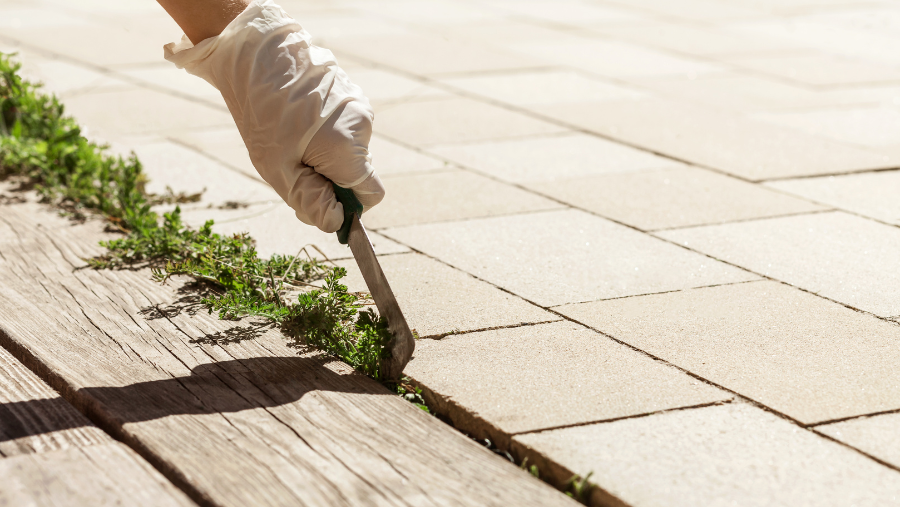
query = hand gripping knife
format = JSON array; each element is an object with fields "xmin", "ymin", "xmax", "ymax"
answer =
[{"xmin": 332, "ymin": 184, "xmax": 415, "ymax": 380}]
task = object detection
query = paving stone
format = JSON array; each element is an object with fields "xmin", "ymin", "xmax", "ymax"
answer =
[
  {"xmin": 373, "ymin": 97, "xmax": 565, "ymax": 146},
  {"xmin": 365, "ymin": 170, "xmax": 562, "ymax": 229},
  {"xmin": 429, "ymin": 133, "xmax": 684, "ymax": 184},
  {"xmin": 485, "ymin": 0, "xmax": 643, "ymax": 25},
  {"xmin": 179, "ymin": 203, "xmax": 409, "ymax": 260},
  {"xmin": 515, "ymin": 403, "xmax": 900, "ymax": 507},
  {"xmin": 176, "ymin": 127, "xmax": 259, "ymax": 180},
  {"xmin": 537, "ymin": 98, "xmax": 894, "ymax": 180},
  {"xmin": 722, "ymin": 52, "xmax": 900, "ymax": 86},
  {"xmin": 514, "ymin": 38, "xmax": 723, "ymax": 79},
  {"xmin": 818, "ymin": 413, "xmax": 900, "ymax": 468},
  {"xmin": 591, "ymin": 20, "xmax": 805, "ymax": 56},
  {"xmin": 658, "ymin": 211, "xmax": 900, "ymax": 317},
  {"xmin": 558, "ymin": 281, "xmax": 900, "ymax": 423},
  {"xmin": 16, "ymin": 58, "xmax": 129, "ymax": 98},
  {"xmin": 133, "ymin": 141, "xmax": 278, "ymax": 207},
  {"xmin": 441, "ymin": 70, "xmax": 646, "ymax": 107},
  {"xmin": 406, "ymin": 321, "xmax": 729, "ymax": 434},
  {"xmin": 604, "ymin": 0, "xmax": 765, "ymax": 20},
  {"xmin": 753, "ymin": 107, "xmax": 900, "ymax": 148},
  {"xmin": 765, "ymin": 170, "xmax": 900, "ymax": 226},
  {"xmin": 384, "ymin": 209, "xmax": 757, "ymax": 307},
  {"xmin": 342, "ymin": 67, "xmax": 449, "ymax": 106},
  {"xmin": 635, "ymin": 72, "xmax": 850, "ymax": 112},
  {"xmin": 120, "ymin": 65, "xmax": 228, "ymax": 107},
  {"xmin": 334, "ymin": 253, "xmax": 560, "ymax": 338},
  {"xmin": 327, "ymin": 33, "xmax": 540, "ymax": 76},
  {"xmin": 533, "ymin": 166, "xmax": 826, "ymax": 230},
  {"xmin": 62, "ymin": 87, "xmax": 235, "ymax": 141},
  {"xmin": 368, "ymin": 136, "xmax": 449, "ymax": 176}
]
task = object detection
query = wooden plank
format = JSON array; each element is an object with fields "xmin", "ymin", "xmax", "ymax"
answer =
[
  {"xmin": 0, "ymin": 327, "xmax": 196, "ymax": 506},
  {"xmin": 0, "ymin": 444, "xmax": 195, "ymax": 507},
  {"xmin": 0, "ymin": 201, "xmax": 577, "ymax": 507}
]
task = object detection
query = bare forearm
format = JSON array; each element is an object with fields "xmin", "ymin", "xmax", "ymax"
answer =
[{"xmin": 156, "ymin": 0, "xmax": 250, "ymax": 44}]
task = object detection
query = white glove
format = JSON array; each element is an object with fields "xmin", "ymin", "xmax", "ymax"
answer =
[{"xmin": 163, "ymin": 0, "xmax": 384, "ymax": 233}]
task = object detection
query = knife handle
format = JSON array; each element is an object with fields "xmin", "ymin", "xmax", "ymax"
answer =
[{"xmin": 332, "ymin": 183, "xmax": 363, "ymax": 245}]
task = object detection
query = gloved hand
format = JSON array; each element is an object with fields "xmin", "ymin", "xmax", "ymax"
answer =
[{"xmin": 163, "ymin": 0, "xmax": 384, "ymax": 233}]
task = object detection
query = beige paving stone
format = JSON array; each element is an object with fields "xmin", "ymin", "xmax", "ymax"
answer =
[
  {"xmin": 342, "ymin": 67, "xmax": 449, "ymax": 106},
  {"xmin": 533, "ymin": 166, "xmax": 826, "ymax": 231},
  {"xmin": 515, "ymin": 38, "xmax": 723, "ymax": 79},
  {"xmin": 384, "ymin": 209, "xmax": 757, "ymax": 307},
  {"xmin": 176, "ymin": 127, "xmax": 259, "ymax": 180},
  {"xmin": 63, "ymin": 87, "xmax": 235, "ymax": 141},
  {"xmin": 485, "ymin": 0, "xmax": 643, "ymax": 25},
  {"xmin": 369, "ymin": 135, "xmax": 449, "ymax": 176},
  {"xmin": 120, "ymin": 65, "xmax": 228, "ymax": 107},
  {"xmin": 327, "ymin": 33, "xmax": 540, "ymax": 76},
  {"xmin": 558, "ymin": 281, "xmax": 900, "ymax": 424},
  {"xmin": 16, "ymin": 58, "xmax": 129, "ymax": 98},
  {"xmin": 537, "ymin": 98, "xmax": 894, "ymax": 180},
  {"xmin": 634, "ymin": 72, "xmax": 851, "ymax": 112},
  {"xmin": 365, "ymin": 170, "xmax": 562, "ymax": 229},
  {"xmin": 591, "ymin": 20, "xmax": 805, "ymax": 56},
  {"xmin": 334, "ymin": 253, "xmax": 560, "ymax": 338},
  {"xmin": 429, "ymin": 132, "xmax": 684, "ymax": 184},
  {"xmin": 373, "ymin": 97, "xmax": 565, "ymax": 146},
  {"xmin": 766, "ymin": 170, "xmax": 900, "ymax": 226},
  {"xmin": 753, "ymin": 107, "xmax": 900, "ymax": 148},
  {"xmin": 604, "ymin": 0, "xmax": 765, "ymax": 20},
  {"xmin": 515, "ymin": 403, "xmax": 900, "ymax": 507},
  {"xmin": 818, "ymin": 413, "xmax": 900, "ymax": 468},
  {"xmin": 179, "ymin": 203, "xmax": 409, "ymax": 260},
  {"xmin": 658, "ymin": 211, "xmax": 900, "ymax": 317},
  {"xmin": 722, "ymin": 52, "xmax": 900, "ymax": 86},
  {"xmin": 133, "ymin": 141, "xmax": 278, "ymax": 207},
  {"xmin": 407, "ymin": 321, "xmax": 729, "ymax": 434},
  {"xmin": 441, "ymin": 70, "xmax": 646, "ymax": 108}
]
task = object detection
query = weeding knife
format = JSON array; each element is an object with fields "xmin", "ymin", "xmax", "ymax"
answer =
[{"xmin": 332, "ymin": 184, "xmax": 415, "ymax": 381}]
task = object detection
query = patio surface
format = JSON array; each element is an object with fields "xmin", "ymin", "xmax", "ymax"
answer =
[{"xmin": 4, "ymin": 0, "xmax": 900, "ymax": 505}]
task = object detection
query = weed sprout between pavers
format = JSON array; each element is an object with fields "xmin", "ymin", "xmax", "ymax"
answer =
[{"xmin": 0, "ymin": 52, "xmax": 409, "ymax": 386}]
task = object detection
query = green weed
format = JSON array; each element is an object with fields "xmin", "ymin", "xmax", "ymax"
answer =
[
  {"xmin": 0, "ymin": 52, "xmax": 394, "ymax": 381},
  {"xmin": 566, "ymin": 471, "xmax": 594, "ymax": 505}
]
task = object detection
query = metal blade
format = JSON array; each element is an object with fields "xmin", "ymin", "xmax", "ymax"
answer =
[{"xmin": 346, "ymin": 214, "xmax": 415, "ymax": 380}]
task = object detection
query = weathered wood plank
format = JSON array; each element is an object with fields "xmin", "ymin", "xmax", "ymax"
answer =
[
  {"xmin": 0, "ymin": 327, "xmax": 196, "ymax": 506},
  {"xmin": 0, "ymin": 201, "xmax": 577, "ymax": 507},
  {"xmin": 0, "ymin": 443, "xmax": 195, "ymax": 507}
]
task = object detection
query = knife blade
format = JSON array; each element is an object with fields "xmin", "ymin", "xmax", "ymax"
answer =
[{"xmin": 333, "ymin": 184, "xmax": 415, "ymax": 381}]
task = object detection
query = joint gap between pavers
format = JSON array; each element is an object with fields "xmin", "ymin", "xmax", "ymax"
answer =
[
  {"xmin": 418, "ymin": 319, "xmax": 562, "ymax": 340},
  {"xmin": 511, "ymin": 399, "xmax": 737, "ymax": 437},
  {"xmin": 646, "ymin": 208, "xmax": 835, "ymax": 233},
  {"xmin": 809, "ymin": 427, "xmax": 900, "ymax": 475},
  {"xmin": 808, "ymin": 407, "xmax": 900, "ymax": 428},
  {"xmin": 164, "ymin": 136, "xmax": 268, "ymax": 185},
  {"xmin": 371, "ymin": 206, "xmax": 570, "ymax": 232},
  {"xmin": 548, "ymin": 278, "xmax": 766, "ymax": 308},
  {"xmin": 760, "ymin": 165, "xmax": 900, "ymax": 183}
]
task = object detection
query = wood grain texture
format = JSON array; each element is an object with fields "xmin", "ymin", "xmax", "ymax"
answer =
[{"xmin": 0, "ymin": 201, "xmax": 577, "ymax": 507}]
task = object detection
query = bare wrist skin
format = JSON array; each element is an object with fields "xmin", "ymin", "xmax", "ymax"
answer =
[{"xmin": 156, "ymin": 0, "xmax": 251, "ymax": 44}]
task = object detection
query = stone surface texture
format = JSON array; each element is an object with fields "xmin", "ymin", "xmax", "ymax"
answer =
[{"xmin": 6, "ymin": 0, "xmax": 900, "ymax": 504}]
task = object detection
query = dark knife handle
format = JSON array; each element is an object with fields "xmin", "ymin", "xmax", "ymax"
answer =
[{"xmin": 332, "ymin": 183, "xmax": 363, "ymax": 245}]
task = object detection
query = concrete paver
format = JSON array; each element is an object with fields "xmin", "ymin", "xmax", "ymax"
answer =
[
  {"xmin": 429, "ymin": 133, "xmax": 684, "ymax": 184},
  {"xmin": 765, "ymin": 170, "xmax": 900, "ymax": 226},
  {"xmin": 179, "ymin": 203, "xmax": 409, "ymax": 260},
  {"xmin": 659, "ymin": 212, "xmax": 900, "ymax": 317},
  {"xmin": 539, "ymin": 98, "xmax": 895, "ymax": 181},
  {"xmin": 516, "ymin": 403, "xmax": 900, "ymax": 507},
  {"xmin": 373, "ymin": 97, "xmax": 566, "ymax": 146},
  {"xmin": 368, "ymin": 136, "xmax": 448, "ymax": 176},
  {"xmin": 335, "ymin": 253, "xmax": 560, "ymax": 338},
  {"xmin": 533, "ymin": 166, "xmax": 826, "ymax": 230},
  {"xmin": 753, "ymin": 107, "xmax": 900, "ymax": 149},
  {"xmin": 63, "ymin": 87, "xmax": 234, "ymax": 141},
  {"xmin": 442, "ymin": 70, "xmax": 646, "ymax": 108},
  {"xmin": 721, "ymin": 52, "xmax": 900, "ymax": 86},
  {"xmin": 176, "ymin": 127, "xmax": 259, "ymax": 180},
  {"xmin": 385, "ymin": 209, "xmax": 758, "ymax": 307},
  {"xmin": 818, "ymin": 413, "xmax": 900, "ymax": 469},
  {"xmin": 364, "ymin": 170, "xmax": 562, "ymax": 229},
  {"xmin": 557, "ymin": 281, "xmax": 900, "ymax": 424},
  {"xmin": 407, "ymin": 321, "xmax": 729, "ymax": 437}
]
